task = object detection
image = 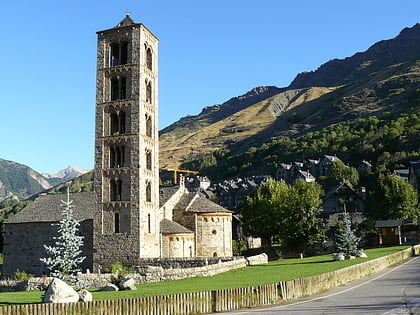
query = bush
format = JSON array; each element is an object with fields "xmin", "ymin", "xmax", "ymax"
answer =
[{"xmin": 14, "ymin": 270, "xmax": 33, "ymax": 281}]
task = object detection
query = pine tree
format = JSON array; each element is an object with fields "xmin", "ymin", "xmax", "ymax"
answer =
[
  {"xmin": 40, "ymin": 189, "xmax": 85, "ymax": 287},
  {"xmin": 335, "ymin": 214, "xmax": 360, "ymax": 258}
]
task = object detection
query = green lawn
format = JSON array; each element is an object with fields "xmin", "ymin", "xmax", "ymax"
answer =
[{"xmin": 0, "ymin": 246, "xmax": 409, "ymax": 306}]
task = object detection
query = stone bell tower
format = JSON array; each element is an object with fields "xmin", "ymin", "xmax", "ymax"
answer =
[{"xmin": 93, "ymin": 15, "xmax": 160, "ymax": 269}]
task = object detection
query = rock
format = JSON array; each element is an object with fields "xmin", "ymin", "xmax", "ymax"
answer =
[
  {"xmin": 119, "ymin": 278, "xmax": 137, "ymax": 290},
  {"xmin": 99, "ymin": 283, "xmax": 119, "ymax": 291},
  {"xmin": 79, "ymin": 289, "xmax": 93, "ymax": 302},
  {"xmin": 358, "ymin": 252, "xmax": 368, "ymax": 258},
  {"xmin": 43, "ymin": 278, "xmax": 79, "ymax": 303},
  {"xmin": 333, "ymin": 253, "xmax": 345, "ymax": 261},
  {"xmin": 245, "ymin": 253, "xmax": 268, "ymax": 265}
]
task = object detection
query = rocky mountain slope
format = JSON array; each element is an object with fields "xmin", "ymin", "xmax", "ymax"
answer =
[
  {"xmin": 159, "ymin": 23, "xmax": 420, "ymax": 169},
  {"xmin": 0, "ymin": 159, "xmax": 51, "ymax": 201},
  {"xmin": 42, "ymin": 165, "xmax": 91, "ymax": 186},
  {"xmin": 0, "ymin": 159, "xmax": 91, "ymax": 202}
]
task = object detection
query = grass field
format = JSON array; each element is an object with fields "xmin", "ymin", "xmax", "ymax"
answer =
[{"xmin": 0, "ymin": 246, "xmax": 409, "ymax": 306}]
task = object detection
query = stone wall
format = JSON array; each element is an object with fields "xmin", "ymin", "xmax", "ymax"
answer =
[
  {"xmin": 2, "ymin": 220, "xmax": 93, "ymax": 277},
  {"xmin": 80, "ymin": 256, "xmax": 249, "ymax": 287}
]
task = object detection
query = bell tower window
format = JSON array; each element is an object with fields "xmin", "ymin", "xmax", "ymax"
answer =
[
  {"xmin": 114, "ymin": 212, "xmax": 120, "ymax": 233},
  {"xmin": 110, "ymin": 178, "xmax": 123, "ymax": 201},
  {"xmin": 110, "ymin": 145, "xmax": 125, "ymax": 168},
  {"xmin": 110, "ymin": 111, "xmax": 126, "ymax": 135},
  {"xmin": 146, "ymin": 115, "xmax": 152, "ymax": 137},
  {"xmin": 146, "ymin": 181, "xmax": 152, "ymax": 202},
  {"xmin": 145, "ymin": 80, "xmax": 152, "ymax": 104},
  {"xmin": 111, "ymin": 42, "xmax": 128, "ymax": 67},
  {"xmin": 111, "ymin": 76, "xmax": 127, "ymax": 101},
  {"xmin": 146, "ymin": 150, "xmax": 152, "ymax": 170},
  {"xmin": 146, "ymin": 47, "xmax": 152, "ymax": 70}
]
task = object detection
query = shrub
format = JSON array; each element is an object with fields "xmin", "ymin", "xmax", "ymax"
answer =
[{"xmin": 14, "ymin": 270, "xmax": 33, "ymax": 281}]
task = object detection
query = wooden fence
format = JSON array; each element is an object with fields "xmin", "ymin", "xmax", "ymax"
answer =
[
  {"xmin": 0, "ymin": 283, "xmax": 279, "ymax": 315},
  {"xmin": 0, "ymin": 246, "xmax": 418, "ymax": 315}
]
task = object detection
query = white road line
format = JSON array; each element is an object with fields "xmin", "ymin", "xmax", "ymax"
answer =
[{"xmin": 272, "ymin": 256, "xmax": 419, "ymax": 309}]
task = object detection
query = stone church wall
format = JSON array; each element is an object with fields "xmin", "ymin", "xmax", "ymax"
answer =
[{"xmin": 2, "ymin": 220, "xmax": 93, "ymax": 278}]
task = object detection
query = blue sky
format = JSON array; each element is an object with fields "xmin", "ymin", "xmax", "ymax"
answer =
[{"xmin": 0, "ymin": 1, "xmax": 419, "ymax": 174}]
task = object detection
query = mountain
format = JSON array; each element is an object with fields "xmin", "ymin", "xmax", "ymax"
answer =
[
  {"xmin": 159, "ymin": 23, "xmax": 420, "ymax": 169},
  {"xmin": 0, "ymin": 160, "xmax": 92, "ymax": 202},
  {"xmin": 0, "ymin": 158, "xmax": 52, "ymax": 201},
  {"xmin": 42, "ymin": 165, "xmax": 91, "ymax": 186}
]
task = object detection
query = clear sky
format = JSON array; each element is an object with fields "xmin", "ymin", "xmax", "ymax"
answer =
[{"xmin": 0, "ymin": 1, "xmax": 419, "ymax": 174}]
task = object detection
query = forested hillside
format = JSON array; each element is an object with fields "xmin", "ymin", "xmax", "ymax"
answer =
[{"xmin": 181, "ymin": 113, "xmax": 420, "ymax": 184}]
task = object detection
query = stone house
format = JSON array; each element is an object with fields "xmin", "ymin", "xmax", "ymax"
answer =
[
  {"xmin": 321, "ymin": 182, "xmax": 366, "ymax": 216},
  {"xmin": 319, "ymin": 155, "xmax": 341, "ymax": 177},
  {"xmin": 275, "ymin": 163, "xmax": 293, "ymax": 183}
]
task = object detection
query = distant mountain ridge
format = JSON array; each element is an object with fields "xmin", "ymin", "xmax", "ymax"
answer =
[
  {"xmin": 159, "ymin": 23, "xmax": 420, "ymax": 169},
  {"xmin": 290, "ymin": 23, "xmax": 420, "ymax": 89},
  {"xmin": 0, "ymin": 159, "xmax": 91, "ymax": 201},
  {"xmin": 42, "ymin": 165, "xmax": 91, "ymax": 186}
]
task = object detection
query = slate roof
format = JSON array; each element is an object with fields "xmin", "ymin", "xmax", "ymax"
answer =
[
  {"xmin": 174, "ymin": 193, "xmax": 232, "ymax": 214},
  {"xmin": 159, "ymin": 185, "xmax": 182, "ymax": 207},
  {"xmin": 323, "ymin": 182, "xmax": 360, "ymax": 201},
  {"xmin": 188, "ymin": 196, "xmax": 233, "ymax": 214},
  {"xmin": 115, "ymin": 14, "xmax": 136, "ymax": 28},
  {"xmin": 375, "ymin": 220, "xmax": 403, "ymax": 228},
  {"xmin": 160, "ymin": 218, "xmax": 193, "ymax": 234},
  {"xmin": 5, "ymin": 192, "xmax": 95, "ymax": 224}
]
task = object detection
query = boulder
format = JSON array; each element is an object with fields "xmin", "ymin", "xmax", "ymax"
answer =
[
  {"xmin": 333, "ymin": 253, "xmax": 345, "ymax": 261},
  {"xmin": 79, "ymin": 289, "xmax": 93, "ymax": 302},
  {"xmin": 99, "ymin": 283, "xmax": 119, "ymax": 291},
  {"xmin": 245, "ymin": 253, "xmax": 268, "ymax": 265},
  {"xmin": 119, "ymin": 277, "xmax": 137, "ymax": 290},
  {"xmin": 43, "ymin": 278, "xmax": 79, "ymax": 303}
]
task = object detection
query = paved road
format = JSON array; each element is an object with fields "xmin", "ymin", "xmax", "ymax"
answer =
[{"xmin": 218, "ymin": 256, "xmax": 420, "ymax": 315}]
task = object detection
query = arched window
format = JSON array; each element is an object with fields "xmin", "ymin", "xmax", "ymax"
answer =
[
  {"xmin": 146, "ymin": 150, "xmax": 152, "ymax": 170},
  {"xmin": 114, "ymin": 212, "xmax": 120, "ymax": 233},
  {"xmin": 146, "ymin": 181, "xmax": 152, "ymax": 202},
  {"xmin": 111, "ymin": 76, "xmax": 127, "ymax": 101},
  {"xmin": 110, "ymin": 178, "xmax": 122, "ymax": 201},
  {"xmin": 111, "ymin": 42, "xmax": 128, "ymax": 67},
  {"xmin": 145, "ymin": 115, "xmax": 152, "ymax": 137},
  {"xmin": 147, "ymin": 213, "xmax": 151, "ymax": 233},
  {"xmin": 110, "ymin": 111, "xmax": 126, "ymax": 135},
  {"xmin": 145, "ymin": 80, "xmax": 152, "ymax": 104},
  {"xmin": 110, "ymin": 145, "xmax": 125, "ymax": 168},
  {"xmin": 146, "ymin": 47, "xmax": 153, "ymax": 70}
]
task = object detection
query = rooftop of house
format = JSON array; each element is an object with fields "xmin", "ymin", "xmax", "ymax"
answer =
[{"xmin": 375, "ymin": 220, "xmax": 403, "ymax": 228}]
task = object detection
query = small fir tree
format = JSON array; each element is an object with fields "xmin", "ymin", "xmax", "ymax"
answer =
[
  {"xmin": 40, "ymin": 189, "xmax": 85, "ymax": 287},
  {"xmin": 334, "ymin": 214, "xmax": 360, "ymax": 258}
]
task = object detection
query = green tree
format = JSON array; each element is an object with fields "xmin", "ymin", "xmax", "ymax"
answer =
[
  {"xmin": 279, "ymin": 180, "xmax": 325, "ymax": 251},
  {"xmin": 241, "ymin": 179, "xmax": 325, "ymax": 251},
  {"xmin": 241, "ymin": 179, "xmax": 289, "ymax": 246},
  {"xmin": 370, "ymin": 173, "xmax": 419, "ymax": 220},
  {"xmin": 40, "ymin": 190, "xmax": 85, "ymax": 287},
  {"xmin": 335, "ymin": 214, "xmax": 360, "ymax": 258},
  {"xmin": 323, "ymin": 160, "xmax": 359, "ymax": 189}
]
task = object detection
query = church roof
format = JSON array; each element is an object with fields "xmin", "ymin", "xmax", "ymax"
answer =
[
  {"xmin": 160, "ymin": 218, "xmax": 193, "ymax": 234},
  {"xmin": 188, "ymin": 195, "xmax": 233, "ymax": 214},
  {"xmin": 159, "ymin": 185, "xmax": 182, "ymax": 207},
  {"xmin": 115, "ymin": 14, "xmax": 136, "ymax": 28},
  {"xmin": 5, "ymin": 192, "xmax": 95, "ymax": 224}
]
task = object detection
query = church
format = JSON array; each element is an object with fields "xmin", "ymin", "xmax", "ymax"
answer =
[{"xmin": 2, "ymin": 15, "xmax": 232, "ymax": 277}]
